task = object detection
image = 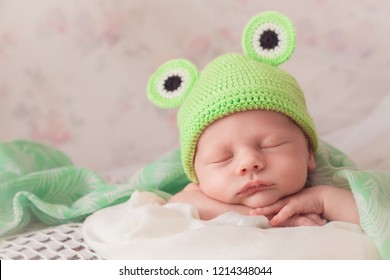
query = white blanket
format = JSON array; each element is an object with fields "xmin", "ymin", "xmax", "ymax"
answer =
[{"xmin": 82, "ymin": 191, "xmax": 381, "ymax": 259}]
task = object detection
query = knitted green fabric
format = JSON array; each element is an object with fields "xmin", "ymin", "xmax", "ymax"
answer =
[
  {"xmin": 147, "ymin": 59, "xmax": 199, "ymax": 108},
  {"xmin": 242, "ymin": 11, "xmax": 296, "ymax": 66},
  {"xmin": 177, "ymin": 53, "xmax": 317, "ymax": 181},
  {"xmin": 147, "ymin": 11, "xmax": 318, "ymax": 182}
]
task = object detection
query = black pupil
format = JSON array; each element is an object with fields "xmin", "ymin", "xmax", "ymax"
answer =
[
  {"xmin": 259, "ymin": 30, "xmax": 279, "ymax": 50},
  {"xmin": 164, "ymin": 75, "xmax": 182, "ymax": 92}
]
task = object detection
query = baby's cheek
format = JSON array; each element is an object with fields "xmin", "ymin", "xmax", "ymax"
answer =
[{"xmin": 201, "ymin": 175, "xmax": 229, "ymax": 200}]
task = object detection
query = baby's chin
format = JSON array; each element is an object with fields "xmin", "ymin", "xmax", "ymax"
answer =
[{"xmin": 241, "ymin": 194, "xmax": 280, "ymax": 209}]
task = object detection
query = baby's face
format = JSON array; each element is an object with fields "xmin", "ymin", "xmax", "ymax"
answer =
[{"xmin": 194, "ymin": 110, "xmax": 316, "ymax": 208}]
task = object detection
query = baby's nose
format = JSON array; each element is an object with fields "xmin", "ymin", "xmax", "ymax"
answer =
[
  {"xmin": 238, "ymin": 153, "xmax": 264, "ymax": 175},
  {"xmin": 239, "ymin": 164, "xmax": 260, "ymax": 175}
]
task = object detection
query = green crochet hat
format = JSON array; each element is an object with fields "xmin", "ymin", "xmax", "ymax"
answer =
[{"xmin": 147, "ymin": 11, "xmax": 318, "ymax": 182}]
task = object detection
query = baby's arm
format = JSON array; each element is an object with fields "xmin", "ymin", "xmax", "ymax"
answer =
[
  {"xmin": 168, "ymin": 183, "xmax": 253, "ymax": 220},
  {"xmin": 250, "ymin": 185, "xmax": 359, "ymax": 227}
]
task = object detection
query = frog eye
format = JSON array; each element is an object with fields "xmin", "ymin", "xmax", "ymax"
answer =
[
  {"xmin": 242, "ymin": 11, "xmax": 296, "ymax": 66},
  {"xmin": 147, "ymin": 59, "xmax": 199, "ymax": 108}
]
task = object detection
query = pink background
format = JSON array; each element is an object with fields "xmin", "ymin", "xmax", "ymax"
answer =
[{"xmin": 1, "ymin": 0, "xmax": 389, "ymax": 176}]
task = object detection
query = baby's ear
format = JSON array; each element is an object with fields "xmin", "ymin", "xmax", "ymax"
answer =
[
  {"xmin": 307, "ymin": 146, "xmax": 316, "ymax": 171},
  {"xmin": 147, "ymin": 59, "xmax": 199, "ymax": 108}
]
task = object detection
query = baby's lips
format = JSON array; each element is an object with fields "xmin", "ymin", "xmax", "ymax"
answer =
[{"xmin": 238, "ymin": 179, "xmax": 273, "ymax": 195}]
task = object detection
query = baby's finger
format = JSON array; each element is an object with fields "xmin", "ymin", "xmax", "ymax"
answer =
[
  {"xmin": 289, "ymin": 215, "xmax": 321, "ymax": 227},
  {"xmin": 249, "ymin": 209, "xmax": 274, "ymax": 222},
  {"xmin": 276, "ymin": 214, "xmax": 325, "ymax": 227},
  {"xmin": 249, "ymin": 208, "xmax": 263, "ymax": 215},
  {"xmin": 268, "ymin": 204, "xmax": 297, "ymax": 226},
  {"xmin": 249, "ymin": 200, "xmax": 287, "ymax": 216},
  {"xmin": 305, "ymin": 214, "xmax": 327, "ymax": 226}
]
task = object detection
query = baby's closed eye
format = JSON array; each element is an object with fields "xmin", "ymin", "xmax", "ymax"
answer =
[
  {"xmin": 259, "ymin": 137, "xmax": 291, "ymax": 149},
  {"xmin": 209, "ymin": 153, "xmax": 234, "ymax": 164},
  {"xmin": 261, "ymin": 141, "xmax": 289, "ymax": 149},
  {"xmin": 203, "ymin": 148, "xmax": 234, "ymax": 164}
]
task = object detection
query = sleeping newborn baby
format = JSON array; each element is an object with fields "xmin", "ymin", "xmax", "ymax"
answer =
[
  {"xmin": 147, "ymin": 11, "xmax": 359, "ymax": 227},
  {"xmin": 82, "ymin": 11, "xmax": 383, "ymax": 260}
]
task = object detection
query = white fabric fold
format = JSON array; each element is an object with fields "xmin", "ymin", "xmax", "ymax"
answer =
[{"xmin": 82, "ymin": 191, "xmax": 380, "ymax": 259}]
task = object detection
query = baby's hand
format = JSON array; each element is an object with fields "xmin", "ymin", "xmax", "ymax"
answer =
[
  {"xmin": 273, "ymin": 213, "xmax": 326, "ymax": 227},
  {"xmin": 250, "ymin": 187, "xmax": 326, "ymax": 227}
]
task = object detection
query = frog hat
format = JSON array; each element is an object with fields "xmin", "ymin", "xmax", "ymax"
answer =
[{"xmin": 147, "ymin": 11, "xmax": 318, "ymax": 182}]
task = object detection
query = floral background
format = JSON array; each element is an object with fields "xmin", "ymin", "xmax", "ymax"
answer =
[{"xmin": 1, "ymin": 0, "xmax": 390, "ymax": 177}]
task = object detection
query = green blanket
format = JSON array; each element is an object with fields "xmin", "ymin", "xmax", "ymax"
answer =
[{"xmin": 0, "ymin": 140, "xmax": 389, "ymax": 259}]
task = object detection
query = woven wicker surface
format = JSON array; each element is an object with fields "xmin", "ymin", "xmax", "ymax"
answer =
[{"xmin": 0, "ymin": 223, "xmax": 102, "ymax": 260}]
